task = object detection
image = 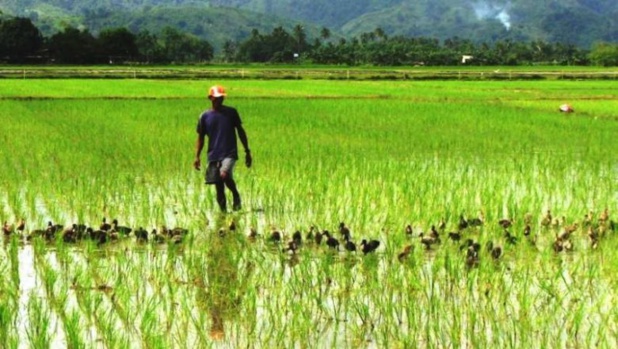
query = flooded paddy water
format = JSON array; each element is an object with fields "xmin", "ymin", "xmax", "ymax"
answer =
[{"xmin": 1, "ymin": 78, "xmax": 617, "ymax": 347}]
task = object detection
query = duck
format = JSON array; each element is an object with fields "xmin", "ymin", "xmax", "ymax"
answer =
[
  {"xmin": 430, "ymin": 225, "xmax": 440, "ymax": 240},
  {"xmin": 100, "ymin": 217, "xmax": 112, "ymax": 231},
  {"xmin": 45, "ymin": 221, "xmax": 63, "ymax": 241},
  {"xmin": 151, "ymin": 229, "xmax": 166, "ymax": 244},
  {"xmin": 556, "ymin": 224, "xmax": 577, "ymax": 242},
  {"xmin": 490, "ymin": 245, "xmax": 502, "ymax": 260},
  {"xmin": 360, "ymin": 239, "xmax": 380, "ymax": 255},
  {"xmin": 599, "ymin": 208, "xmax": 609, "ymax": 223},
  {"xmin": 523, "ymin": 224, "xmax": 531, "ymax": 237},
  {"xmin": 268, "ymin": 228, "xmax": 282, "ymax": 243},
  {"xmin": 498, "ymin": 218, "xmax": 513, "ymax": 229},
  {"xmin": 398, "ymin": 245, "xmax": 413, "ymax": 262},
  {"xmin": 588, "ymin": 226, "xmax": 599, "ymax": 249},
  {"xmin": 2, "ymin": 221, "xmax": 12, "ymax": 236},
  {"xmin": 170, "ymin": 227, "xmax": 189, "ymax": 237},
  {"xmin": 111, "ymin": 219, "xmax": 132, "ymax": 235},
  {"xmin": 286, "ymin": 240, "xmax": 299, "ymax": 254},
  {"xmin": 468, "ymin": 211, "xmax": 484, "ymax": 227},
  {"xmin": 552, "ymin": 216, "xmax": 566, "ymax": 229},
  {"xmin": 419, "ymin": 232, "xmax": 437, "ymax": 250},
  {"xmin": 468, "ymin": 242, "xmax": 481, "ymax": 257},
  {"xmin": 75, "ymin": 224, "xmax": 89, "ymax": 239},
  {"xmin": 46, "ymin": 221, "xmax": 63, "ymax": 234},
  {"xmin": 466, "ymin": 254, "xmax": 480, "ymax": 269},
  {"xmin": 437, "ymin": 218, "xmax": 447, "ymax": 231},
  {"xmin": 465, "ymin": 243, "xmax": 481, "ymax": 268},
  {"xmin": 135, "ymin": 227, "xmax": 148, "ymax": 243},
  {"xmin": 458, "ymin": 214, "xmax": 469, "ymax": 230},
  {"xmin": 314, "ymin": 230, "xmax": 323, "ymax": 245},
  {"xmin": 339, "ymin": 222, "xmax": 351, "ymax": 241},
  {"xmin": 504, "ymin": 230, "xmax": 518, "ymax": 245},
  {"xmin": 448, "ymin": 231, "xmax": 462, "ymax": 241},
  {"xmin": 323, "ymin": 231, "xmax": 340, "ymax": 250},
  {"xmin": 92, "ymin": 229, "xmax": 110, "ymax": 245},
  {"xmin": 62, "ymin": 224, "xmax": 78, "ymax": 243},
  {"xmin": 344, "ymin": 239, "xmax": 356, "ymax": 252},
  {"xmin": 16, "ymin": 218, "xmax": 25, "ymax": 233},
  {"xmin": 405, "ymin": 224, "xmax": 413, "ymax": 237},
  {"xmin": 563, "ymin": 222, "xmax": 579, "ymax": 235},
  {"xmin": 306, "ymin": 225, "xmax": 316, "ymax": 241},
  {"xmin": 292, "ymin": 230, "xmax": 303, "ymax": 246},
  {"xmin": 27, "ymin": 227, "xmax": 47, "ymax": 241},
  {"xmin": 553, "ymin": 236, "xmax": 573, "ymax": 253},
  {"xmin": 541, "ymin": 210, "xmax": 552, "ymax": 227},
  {"xmin": 248, "ymin": 227, "xmax": 259, "ymax": 240},
  {"xmin": 583, "ymin": 211, "xmax": 594, "ymax": 227}
]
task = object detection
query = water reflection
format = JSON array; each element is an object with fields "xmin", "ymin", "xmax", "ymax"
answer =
[{"xmin": 195, "ymin": 215, "xmax": 254, "ymax": 342}]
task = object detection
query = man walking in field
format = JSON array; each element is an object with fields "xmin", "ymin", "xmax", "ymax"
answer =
[{"xmin": 194, "ymin": 85, "xmax": 252, "ymax": 212}]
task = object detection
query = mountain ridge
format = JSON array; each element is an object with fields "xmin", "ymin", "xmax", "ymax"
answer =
[{"xmin": 1, "ymin": 0, "xmax": 616, "ymax": 49}]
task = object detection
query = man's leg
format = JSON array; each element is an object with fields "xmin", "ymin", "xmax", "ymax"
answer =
[
  {"xmin": 220, "ymin": 158, "xmax": 241, "ymax": 211},
  {"xmin": 215, "ymin": 182, "xmax": 227, "ymax": 212},
  {"xmin": 224, "ymin": 178, "xmax": 241, "ymax": 211}
]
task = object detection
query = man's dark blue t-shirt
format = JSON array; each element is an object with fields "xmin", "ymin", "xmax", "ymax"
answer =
[{"xmin": 196, "ymin": 105, "xmax": 242, "ymax": 162}]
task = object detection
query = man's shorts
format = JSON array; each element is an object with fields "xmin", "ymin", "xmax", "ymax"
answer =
[
  {"xmin": 219, "ymin": 158, "xmax": 237, "ymax": 180},
  {"xmin": 205, "ymin": 158, "xmax": 237, "ymax": 184}
]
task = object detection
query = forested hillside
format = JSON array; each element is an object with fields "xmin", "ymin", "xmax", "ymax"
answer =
[{"xmin": 0, "ymin": 0, "xmax": 617, "ymax": 48}]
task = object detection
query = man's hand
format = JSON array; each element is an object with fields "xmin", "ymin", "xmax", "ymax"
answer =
[
  {"xmin": 193, "ymin": 158, "xmax": 201, "ymax": 171},
  {"xmin": 245, "ymin": 152, "xmax": 253, "ymax": 168}
]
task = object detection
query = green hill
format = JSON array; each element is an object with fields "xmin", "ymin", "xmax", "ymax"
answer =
[{"xmin": 1, "ymin": 0, "xmax": 616, "ymax": 49}]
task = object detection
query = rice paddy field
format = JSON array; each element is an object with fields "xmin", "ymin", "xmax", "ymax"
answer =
[{"xmin": 0, "ymin": 76, "xmax": 617, "ymax": 348}]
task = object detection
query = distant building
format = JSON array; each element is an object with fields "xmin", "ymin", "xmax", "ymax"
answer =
[{"xmin": 461, "ymin": 55, "xmax": 474, "ymax": 64}]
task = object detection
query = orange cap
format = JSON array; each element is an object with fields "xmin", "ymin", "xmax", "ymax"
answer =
[{"xmin": 208, "ymin": 85, "xmax": 226, "ymax": 98}]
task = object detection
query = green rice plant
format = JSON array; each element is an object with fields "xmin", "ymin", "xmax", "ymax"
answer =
[
  {"xmin": 25, "ymin": 295, "xmax": 51, "ymax": 349},
  {"xmin": 0, "ymin": 77, "xmax": 616, "ymax": 346}
]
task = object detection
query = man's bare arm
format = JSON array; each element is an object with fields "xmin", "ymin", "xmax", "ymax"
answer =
[{"xmin": 194, "ymin": 135, "xmax": 205, "ymax": 170}]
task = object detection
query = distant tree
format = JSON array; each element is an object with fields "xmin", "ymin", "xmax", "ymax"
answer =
[
  {"xmin": 161, "ymin": 26, "xmax": 187, "ymax": 62},
  {"xmin": 374, "ymin": 27, "xmax": 387, "ymax": 41},
  {"xmin": 192, "ymin": 39, "xmax": 214, "ymax": 62},
  {"xmin": 529, "ymin": 39, "xmax": 554, "ymax": 63},
  {"xmin": 222, "ymin": 40, "xmax": 237, "ymax": 63},
  {"xmin": 320, "ymin": 27, "xmax": 331, "ymax": 41},
  {"xmin": 237, "ymin": 26, "xmax": 296, "ymax": 63},
  {"xmin": 292, "ymin": 24, "xmax": 308, "ymax": 54},
  {"xmin": 160, "ymin": 26, "xmax": 213, "ymax": 63},
  {"xmin": 265, "ymin": 26, "xmax": 295, "ymax": 62},
  {"xmin": 589, "ymin": 42, "xmax": 618, "ymax": 66},
  {"xmin": 135, "ymin": 29, "xmax": 164, "ymax": 63},
  {"xmin": 98, "ymin": 27, "xmax": 138, "ymax": 63},
  {"xmin": 47, "ymin": 26, "xmax": 97, "ymax": 64},
  {"xmin": 0, "ymin": 17, "xmax": 42, "ymax": 63},
  {"xmin": 237, "ymin": 29, "xmax": 266, "ymax": 62}
]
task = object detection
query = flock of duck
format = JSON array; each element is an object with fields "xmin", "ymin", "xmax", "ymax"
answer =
[
  {"xmin": 241, "ymin": 207, "xmax": 614, "ymax": 268},
  {"xmin": 2, "ymin": 208, "xmax": 614, "ymax": 268},
  {"xmin": 244, "ymin": 222, "xmax": 382, "ymax": 255},
  {"xmin": 1, "ymin": 217, "xmax": 188, "ymax": 245},
  {"xmin": 398, "ymin": 208, "xmax": 615, "ymax": 268}
]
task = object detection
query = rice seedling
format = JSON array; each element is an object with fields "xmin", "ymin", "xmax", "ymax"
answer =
[{"xmin": 0, "ymin": 76, "xmax": 616, "ymax": 346}]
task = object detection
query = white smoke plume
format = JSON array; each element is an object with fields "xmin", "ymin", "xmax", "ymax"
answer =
[{"xmin": 471, "ymin": 1, "xmax": 511, "ymax": 30}]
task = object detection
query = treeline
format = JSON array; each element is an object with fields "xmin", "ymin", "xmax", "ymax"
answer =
[
  {"xmin": 0, "ymin": 17, "xmax": 213, "ymax": 64},
  {"xmin": 1, "ymin": 16, "xmax": 617, "ymax": 66}
]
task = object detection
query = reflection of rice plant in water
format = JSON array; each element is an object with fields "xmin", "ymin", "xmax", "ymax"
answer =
[{"xmin": 0, "ymin": 78, "xmax": 617, "ymax": 346}]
